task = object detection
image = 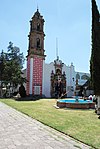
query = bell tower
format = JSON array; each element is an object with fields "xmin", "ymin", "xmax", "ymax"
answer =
[{"xmin": 26, "ymin": 8, "xmax": 46, "ymax": 96}]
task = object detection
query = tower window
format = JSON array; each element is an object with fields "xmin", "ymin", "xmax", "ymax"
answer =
[
  {"xmin": 37, "ymin": 38, "xmax": 40, "ymax": 48},
  {"xmin": 37, "ymin": 23, "xmax": 40, "ymax": 31}
]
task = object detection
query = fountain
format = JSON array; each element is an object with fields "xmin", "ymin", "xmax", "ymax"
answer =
[{"xmin": 57, "ymin": 98, "xmax": 95, "ymax": 109}]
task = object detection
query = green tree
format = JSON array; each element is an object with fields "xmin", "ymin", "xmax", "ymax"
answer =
[
  {"xmin": 90, "ymin": 0, "xmax": 100, "ymax": 95},
  {"xmin": 0, "ymin": 50, "xmax": 7, "ymax": 86},
  {"xmin": 0, "ymin": 42, "xmax": 26, "ymax": 89}
]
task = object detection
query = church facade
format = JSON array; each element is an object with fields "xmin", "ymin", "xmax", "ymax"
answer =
[{"xmin": 26, "ymin": 9, "xmax": 90, "ymax": 98}]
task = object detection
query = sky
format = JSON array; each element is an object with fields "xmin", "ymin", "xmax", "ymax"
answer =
[{"xmin": 0, "ymin": 0, "xmax": 100, "ymax": 73}]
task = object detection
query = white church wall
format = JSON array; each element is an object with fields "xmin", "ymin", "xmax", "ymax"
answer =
[
  {"xmin": 43, "ymin": 62, "xmax": 55, "ymax": 97},
  {"xmin": 24, "ymin": 61, "xmax": 90, "ymax": 98},
  {"xmin": 67, "ymin": 63, "xmax": 76, "ymax": 97},
  {"xmin": 66, "ymin": 66, "xmax": 70, "ymax": 87},
  {"xmin": 62, "ymin": 63, "xmax": 76, "ymax": 97},
  {"xmin": 69, "ymin": 63, "xmax": 76, "ymax": 89}
]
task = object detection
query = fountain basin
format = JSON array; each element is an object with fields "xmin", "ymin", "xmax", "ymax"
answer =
[{"xmin": 57, "ymin": 99, "xmax": 95, "ymax": 109}]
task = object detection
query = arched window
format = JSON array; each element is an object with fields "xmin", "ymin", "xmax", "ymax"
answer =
[
  {"xmin": 81, "ymin": 75, "xmax": 89, "ymax": 80},
  {"xmin": 37, "ymin": 23, "xmax": 40, "ymax": 31},
  {"xmin": 37, "ymin": 38, "xmax": 40, "ymax": 48}
]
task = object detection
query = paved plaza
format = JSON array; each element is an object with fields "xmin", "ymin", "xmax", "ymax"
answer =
[{"xmin": 0, "ymin": 102, "xmax": 92, "ymax": 149}]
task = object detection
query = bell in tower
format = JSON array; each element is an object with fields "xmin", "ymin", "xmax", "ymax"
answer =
[{"xmin": 26, "ymin": 8, "xmax": 46, "ymax": 96}]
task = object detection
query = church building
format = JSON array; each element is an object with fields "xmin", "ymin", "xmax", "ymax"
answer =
[{"xmin": 26, "ymin": 9, "xmax": 90, "ymax": 98}]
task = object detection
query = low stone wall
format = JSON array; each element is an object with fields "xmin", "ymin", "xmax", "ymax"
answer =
[
  {"xmin": 57, "ymin": 102, "xmax": 66, "ymax": 108},
  {"xmin": 57, "ymin": 101, "xmax": 95, "ymax": 109}
]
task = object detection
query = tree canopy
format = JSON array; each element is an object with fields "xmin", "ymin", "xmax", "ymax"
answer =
[
  {"xmin": 0, "ymin": 42, "xmax": 26, "ymax": 88},
  {"xmin": 90, "ymin": 0, "xmax": 100, "ymax": 95}
]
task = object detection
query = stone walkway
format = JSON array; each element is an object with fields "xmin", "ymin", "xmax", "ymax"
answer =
[{"xmin": 0, "ymin": 102, "xmax": 92, "ymax": 149}]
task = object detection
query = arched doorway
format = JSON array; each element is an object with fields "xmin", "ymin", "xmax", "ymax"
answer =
[{"xmin": 50, "ymin": 57, "xmax": 66, "ymax": 98}]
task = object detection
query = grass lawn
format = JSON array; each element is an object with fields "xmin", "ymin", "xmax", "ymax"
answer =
[{"xmin": 0, "ymin": 98, "xmax": 100, "ymax": 149}]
